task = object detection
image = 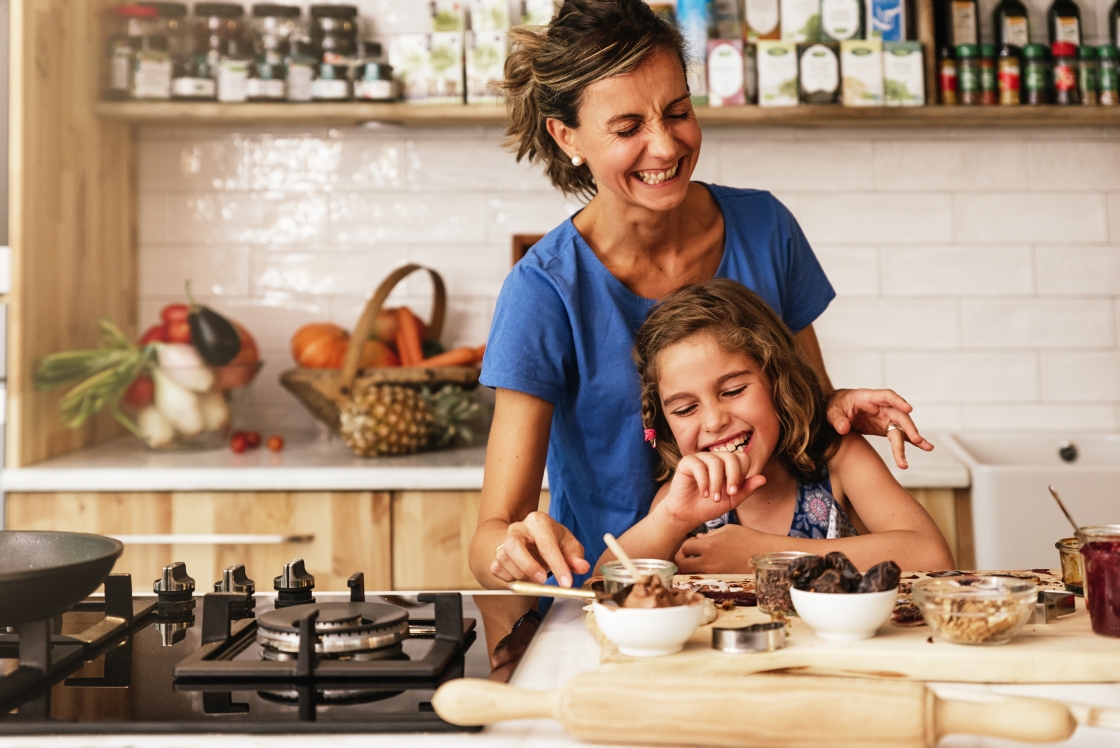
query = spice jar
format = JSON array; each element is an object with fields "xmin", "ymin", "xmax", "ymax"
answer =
[
  {"xmin": 956, "ymin": 44, "xmax": 982, "ymax": 104},
  {"xmin": 1100, "ymin": 45, "xmax": 1120, "ymax": 105},
  {"xmin": 938, "ymin": 49, "xmax": 958, "ymax": 104},
  {"xmin": 106, "ymin": 5, "xmax": 160, "ymax": 100},
  {"xmin": 247, "ymin": 3, "xmax": 299, "ymax": 100},
  {"xmin": 1052, "ymin": 41, "xmax": 1079, "ymax": 104},
  {"xmin": 601, "ymin": 559, "xmax": 677, "ymax": 594},
  {"xmin": 1056, "ymin": 537, "xmax": 1084, "ymax": 595},
  {"xmin": 355, "ymin": 61, "xmax": 397, "ymax": 101},
  {"xmin": 978, "ymin": 43, "xmax": 997, "ymax": 104},
  {"xmin": 140, "ymin": 2, "xmax": 190, "ymax": 66},
  {"xmin": 310, "ymin": 5, "xmax": 358, "ymax": 64},
  {"xmin": 194, "ymin": 3, "xmax": 247, "ymax": 71},
  {"xmin": 752, "ymin": 551, "xmax": 813, "ymax": 617},
  {"xmin": 998, "ymin": 46, "xmax": 1021, "ymax": 104},
  {"xmin": 1022, "ymin": 44, "xmax": 1050, "ymax": 104},
  {"xmin": 1078, "ymin": 44, "xmax": 1099, "ymax": 105},
  {"xmin": 1079, "ymin": 525, "xmax": 1120, "ymax": 637},
  {"xmin": 285, "ymin": 31, "xmax": 317, "ymax": 101},
  {"xmin": 310, "ymin": 62, "xmax": 351, "ymax": 100}
]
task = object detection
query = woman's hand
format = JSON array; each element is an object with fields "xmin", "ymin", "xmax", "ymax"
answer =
[
  {"xmin": 826, "ymin": 388, "xmax": 933, "ymax": 470},
  {"xmin": 674, "ymin": 525, "xmax": 760, "ymax": 574},
  {"xmin": 490, "ymin": 511, "xmax": 590, "ymax": 588},
  {"xmin": 657, "ymin": 451, "xmax": 767, "ymax": 532}
]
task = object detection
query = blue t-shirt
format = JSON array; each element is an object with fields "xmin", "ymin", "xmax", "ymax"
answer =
[{"xmin": 480, "ymin": 185, "xmax": 835, "ymax": 585}]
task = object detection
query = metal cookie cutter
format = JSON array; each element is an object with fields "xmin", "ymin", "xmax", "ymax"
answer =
[
  {"xmin": 1030, "ymin": 589, "xmax": 1077, "ymax": 624},
  {"xmin": 712, "ymin": 621, "xmax": 786, "ymax": 653}
]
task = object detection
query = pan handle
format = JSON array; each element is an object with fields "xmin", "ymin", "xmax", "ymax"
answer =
[{"xmin": 109, "ymin": 534, "xmax": 314, "ymax": 545}]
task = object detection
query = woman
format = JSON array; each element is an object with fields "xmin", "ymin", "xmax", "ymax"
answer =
[{"xmin": 470, "ymin": 0, "xmax": 931, "ymax": 590}]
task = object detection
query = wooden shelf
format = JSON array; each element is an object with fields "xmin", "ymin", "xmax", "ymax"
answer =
[{"xmin": 94, "ymin": 100, "xmax": 1120, "ymax": 128}]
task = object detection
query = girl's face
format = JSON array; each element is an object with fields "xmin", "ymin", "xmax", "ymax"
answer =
[
  {"xmin": 655, "ymin": 332, "xmax": 781, "ymax": 470},
  {"xmin": 548, "ymin": 48, "xmax": 702, "ymax": 214}
]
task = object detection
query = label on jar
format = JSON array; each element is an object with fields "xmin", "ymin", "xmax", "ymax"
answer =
[
  {"xmin": 1101, "ymin": 63, "xmax": 1119, "ymax": 97},
  {"xmin": 110, "ymin": 42, "xmax": 132, "ymax": 92},
  {"xmin": 1055, "ymin": 16, "xmax": 1080, "ymax": 44},
  {"xmin": 311, "ymin": 78, "xmax": 350, "ymax": 100},
  {"xmin": 746, "ymin": 0, "xmax": 780, "ymax": 37},
  {"xmin": 1025, "ymin": 60, "xmax": 1048, "ymax": 92},
  {"xmin": 800, "ymin": 43, "xmax": 839, "ymax": 94},
  {"xmin": 1054, "ymin": 61, "xmax": 1077, "ymax": 92},
  {"xmin": 1079, "ymin": 62, "xmax": 1098, "ymax": 96},
  {"xmin": 286, "ymin": 62, "xmax": 314, "ymax": 101},
  {"xmin": 355, "ymin": 78, "xmax": 395, "ymax": 100},
  {"xmin": 171, "ymin": 77, "xmax": 216, "ymax": 98},
  {"xmin": 980, "ymin": 61, "xmax": 997, "ymax": 93},
  {"xmin": 958, "ymin": 61, "xmax": 980, "ymax": 92},
  {"xmin": 246, "ymin": 77, "xmax": 286, "ymax": 99},
  {"xmin": 951, "ymin": 1, "xmax": 977, "ymax": 46},
  {"xmin": 998, "ymin": 58, "xmax": 1021, "ymax": 104},
  {"xmin": 1001, "ymin": 16, "xmax": 1028, "ymax": 48},
  {"xmin": 939, "ymin": 59, "xmax": 958, "ymax": 104},
  {"xmin": 131, "ymin": 54, "xmax": 172, "ymax": 100},
  {"xmin": 821, "ymin": 0, "xmax": 860, "ymax": 40},
  {"xmin": 217, "ymin": 59, "xmax": 250, "ymax": 102}
]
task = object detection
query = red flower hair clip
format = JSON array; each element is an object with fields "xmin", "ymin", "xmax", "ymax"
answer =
[{"xmin": 644, "ymin": 428, "xmax": 657, "ymax": 449}]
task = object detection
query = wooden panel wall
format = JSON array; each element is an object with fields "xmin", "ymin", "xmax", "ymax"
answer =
[
  {"xmin": 8, "ymin": 0, "xmax": 137, "ymax": 467},
  {"xmin": 910, "ymin": 488, "xmax": 974, "ymax": 570}
]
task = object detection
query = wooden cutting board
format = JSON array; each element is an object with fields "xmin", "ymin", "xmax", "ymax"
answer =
[{"xmin": 589, "ymin": 571, "xmax": 1120, "ymax": 683}]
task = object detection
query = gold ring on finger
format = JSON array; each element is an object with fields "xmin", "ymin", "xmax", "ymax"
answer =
[{"xmin": 886, "ymin": 423, "xmax": 901, "ymax": 433}]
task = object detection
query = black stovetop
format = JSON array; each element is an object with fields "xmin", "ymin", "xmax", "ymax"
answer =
[{"xmin": 0, "ymin": 575, "xmax": 499, "ymax": 734}]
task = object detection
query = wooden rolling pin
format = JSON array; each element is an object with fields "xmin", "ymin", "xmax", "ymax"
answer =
[{"xmin": 432, "ymin": 673, "xmax": 1077, "ymax": 747}]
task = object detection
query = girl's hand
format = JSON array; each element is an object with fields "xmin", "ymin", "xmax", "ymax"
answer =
[
  {"xmin": 490, "ymin": 511, "xmax": 590, "ymax": 588},
  {"xmin": 674, "ymin": 525, "xmax": 760, "ymax": 574},
  {"xmin": 826, "ymin": 388, "xmax": 934, "ymax": 470},
  {"xmin": 658, "ymin": 451, "xmax": 766, "ymax": 532}
]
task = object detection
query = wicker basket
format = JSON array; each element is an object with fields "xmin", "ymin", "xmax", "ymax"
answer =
[{"xmin": 280, "ymin": 264, "xmax": 481, "ymax": 432}]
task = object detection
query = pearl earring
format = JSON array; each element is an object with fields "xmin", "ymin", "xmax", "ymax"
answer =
[{"xmin": 571, "ymin": 155, "xmax": 584, "ymax": 167}]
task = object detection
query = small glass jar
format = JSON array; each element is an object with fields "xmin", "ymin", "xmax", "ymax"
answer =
[
  {"xmin": 1078, "ymin": 44, "xmax": 1099, "ymax": 105},
  {"xmin": 601, "ymin": 559, "xmax": 677, "ymax": 594},
  {"xmin": 938, "ymin": 50, "xmax": 958, "ymax": 105},
  {"xmin": 1080, "ymin": 525, "xmax": 1120, "ymax": 637},
  {"xmin": 310, "ymin": 62, "xmax": 351, "ymax": 100},
  {"xmin": 1100, "ymin": 45, "xmax": 1120, "ymax": 105},
  {"xmin": 355, "ymin": 61, "xmax": 397, "ymax": 101},
  {"xmin": 251, "ymin": 3, "xmax": 299, "ymax": 67},
  {"xmin": 141, "ymin": 2, "xmax": 190, "ymax": 66},
  {"xmin": 978, "ymin": 43, "xmax": 997, "ymax": 105},
  {"xmin": 1056, "ymin": 537, "xmax": 1085, "ymax": 595},
  {"xmin": 956, "ymin": 44, "xmax": 982, "ymax": 105},
  {"xmin": 106, "ymin": 5, "xmax": 159, "ymax": 100},
  {"xmin": 1022, "ymin": 44, "xmax": 1050, "ymax": 105},
  {"xmin": 310, "ymin": 5, "xmax": 359, "ymax": 65},
  {"xmin": 1052, "ymin": 41, "xmax": 1079, "ymax": 105},
  {"xmin": 752, "ymin": 551, "xmax": 813, "ymax": 617},
  {"xmin": 285, "ymin": 32, "xmax": 317, "ymax": 102},
  {"xmin": 194, "ymin": 2, "xmax": 247, "ymax": 73},
  {"xmin": 997, "ymin": 46, "xmax": 1021, "ymax": 104}
]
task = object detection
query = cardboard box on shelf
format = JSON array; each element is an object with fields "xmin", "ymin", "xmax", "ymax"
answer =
[
  {"xmin": 841, "ymin": 38, "xmax": 883, "ymax": 106},
  {"xmin": 757, "ymin": 40, "xmax": 800, "ymax": 106},
  {"xmin": 883, "ymin": 41, "xmax": 924, "ymax": 106},
  {"xmin": 707, "ymin": 40, "xmax": 746, "ymax": 106},
  {"xmin": 467, "ymin": 30, "xmax": 507, "ymax": 104}
]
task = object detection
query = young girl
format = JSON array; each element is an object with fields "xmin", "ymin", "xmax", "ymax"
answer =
[{"xmin": 600, "ymin": 279, "xmax": 954, "ymax": 573}]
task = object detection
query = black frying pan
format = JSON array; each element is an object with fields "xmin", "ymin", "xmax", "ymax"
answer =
[{"xmin": 0, "ymin": 531, "xmax": 124, "ymax": 626}]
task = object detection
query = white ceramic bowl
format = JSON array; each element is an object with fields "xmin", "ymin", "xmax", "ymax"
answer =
[
  {"xmin": 592, "ymin": 601, "xmax": 705, "ymax": 657},
  {"xmin": 790, "ymin": 587, "xmax": 898, "ymax": 641}
]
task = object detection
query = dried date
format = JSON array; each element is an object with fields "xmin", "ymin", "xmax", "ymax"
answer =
[
  {"xmin": 789, "ymin": 555, "xmax": 826, "ymax": 591},
  {"xmin": 808, "ymin": 568, "xmax": 849, "ymax": 594},
  {"xmin": 824, "ymin": 551, "xmax": 862, "ymax": 592},
  {"xmin": 858, "ymin": 561, "xmax": 902, "ymax": 593}
]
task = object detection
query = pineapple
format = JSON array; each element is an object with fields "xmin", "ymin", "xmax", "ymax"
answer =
[{"xmin": 339, "ymin": 384, "xmax": 483, "ymax": 457}]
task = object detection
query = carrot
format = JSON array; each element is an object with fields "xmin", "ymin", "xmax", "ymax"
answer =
[
  {"xmin": 395, "ymin": 308, "xmax": 424, "ymax": 367},
  {"xmin": 422, "ymin": 346, "xmax": 477, "ymax": 368}
]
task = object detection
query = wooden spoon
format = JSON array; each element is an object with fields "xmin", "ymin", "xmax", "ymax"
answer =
[{"xmin": 603, "ymin": 533, "xmax": 644, "ymax": 583}]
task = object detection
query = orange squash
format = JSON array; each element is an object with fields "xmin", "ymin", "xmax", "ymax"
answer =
[
  {"xmin": 292, "ymin": 323, "xmax": 349, "ymax": 368},
  {"xmin": 361, "ymin": 340, "xmax": 399, "ymax": 368}
]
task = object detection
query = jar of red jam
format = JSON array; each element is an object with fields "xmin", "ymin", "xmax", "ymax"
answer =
[{"xmin": 1079, "ymin": 525, "xmax": 1120, "ymax": 637}]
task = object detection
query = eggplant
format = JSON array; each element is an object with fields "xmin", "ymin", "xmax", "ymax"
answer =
[{"xmin": 185, "ymin": 282, "xmax": 241, "ymax": 366}]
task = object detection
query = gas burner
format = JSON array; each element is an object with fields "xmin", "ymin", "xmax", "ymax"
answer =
[
  {"xmin": 257, "ymin": 686, "xmax": 405, "ymax": 706},
  {"xmin": 256, "ymin": 603, "xmax": 409, "ymax": 658}
]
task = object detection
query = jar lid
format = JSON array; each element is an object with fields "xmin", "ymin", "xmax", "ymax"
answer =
[
  {"xmin": 310, "ymin": 4, "xmax": 358, "ymax": 18},
  {"xmin": 139, "ymin": 2, "xmax": 188, "ymax": 18},
  {"xmin": 1078, "ymin": 44, "xmax": 1098, "ymax": 59},
  {"xmin": 194, "ymin": 2, "xmax": 245, "ymax": 18},
  {"xmin": 955, "ymin": 43, "xmax": 979, "ymax": 58},
  {"xmin": 1078, "ymin": 525, "xmax": 1120, "ymax": 541},
  {"xmin": 1051, "ymin": 41, "xmax": 1077, "ymax": 57},
  {"xmin": 1022, "ymin": 43, "xmax": 1048, "ymax": 59},
  {"xmin": 979, "ymin": 43, "xmax": 995, "ymax": 58},
  {"xmin": 111, "ymin": 5, "xmax": 159, "ymax": 18},
  {"xmin": 359, "ymin": 61, "xmax": 392, "ymax": 80},
  {"xmin": 252, "ymin": 3, "xmax": 300, "ymax": 18},
  {"xmin": 750, "ymin": 551, "xmax": 813, "ymax": 570},
  {"xmin": 1100, "ymin": 45, "xmax": 1120, "ymax": 60}
]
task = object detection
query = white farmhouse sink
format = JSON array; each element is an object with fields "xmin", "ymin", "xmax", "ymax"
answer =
[{"xmin": 945, "ymin": 432, "xmax": 1120, "ymax": 570}]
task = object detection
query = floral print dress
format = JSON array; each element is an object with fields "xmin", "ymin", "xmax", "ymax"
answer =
[{"xmin": 695, "ymin": 467, "xmax": 858, "ymax": 539}]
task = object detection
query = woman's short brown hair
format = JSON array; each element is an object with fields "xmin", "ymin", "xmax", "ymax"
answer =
[
  {"xmin": 503, "ymin": 0, "xmax": 686, "ymax": 200},
  {"xmin": 633, "ymin": 279, "xmax": 839, "ymax": 483}
]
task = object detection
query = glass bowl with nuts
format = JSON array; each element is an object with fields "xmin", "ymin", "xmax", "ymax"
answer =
[{"xmin": 912, "ymin": 576, "xmax": 1038, "ymax": 646}]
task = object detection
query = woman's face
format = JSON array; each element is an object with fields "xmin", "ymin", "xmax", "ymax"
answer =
[
  {"xmin": 656, "ymin": 332, "xmax": 781, "ymax": 471},
  {"xmin": 552, "ymin": 48, "xmax": 702, "ymax": 213}
]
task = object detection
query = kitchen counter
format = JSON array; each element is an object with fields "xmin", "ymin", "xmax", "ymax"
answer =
[
  {"xmin": 2, "ymin": 596, "xmax": 1118, "ymax": 748},
  {"xmin": 0, "ymin": 432, "xmax": 969, "ymax": 493}
]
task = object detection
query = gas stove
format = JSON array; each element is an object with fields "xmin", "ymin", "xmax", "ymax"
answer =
[{"xmin": 0, "ymin": 559, "xmax": 490, "ymax": 734}]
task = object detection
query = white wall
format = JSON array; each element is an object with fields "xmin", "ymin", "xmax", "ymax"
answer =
[{"xmin": 138, "ymin": 123, "xmax": 1120, "ymax": 434}]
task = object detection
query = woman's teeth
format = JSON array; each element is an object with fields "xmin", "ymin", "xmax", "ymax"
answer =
[
  {"xmin": 710, "ymin": 434, "xmax": 750, "ymax": 453},
  {"xmin": 635, "ymin": 162, "xmax": 679, "ymax": 185}
]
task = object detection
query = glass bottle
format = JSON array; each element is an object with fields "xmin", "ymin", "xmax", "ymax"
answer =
[
  {"xmin": 979, "ymin": 43, "xmax": 997, "ymax": 104},
  {"xmin": 940, "ymin": 0, "xmax": 979, "ymax": 46},
  {"xmin": 310, "ymin": 4, "xmax": 359, "ymax": 65},
  {"xmin": 998, "ymin": 45, "xmax": 1021, "ymax": 104},
  {"xmin": 993, "ymin": 0, "xmax": 1030, "ymax": 50},
  {"xmin": 1078, "ymin": 44, "xmax": 1098, "ymax": 104},
  {"xmin": 939, "ymin": 48, "xmax": 958, "ymax": 104},
  {"xmin": 285, "ymin": 31, "xmax": 317, "ymax": 102},
  {"xmin": 1100, "ymin": 45, "xmax": 1119, "ymax": 105},
  {"xmin": 821, "ymin": 0, "xmax": 864, "ymax": 41},
  {"xmin": 1022, "ymin": 43, "xmax": 1050, "ymax": 104},
  {"xmin": 956, "ymin": 44, "xmax": 981, "ymax": 104},
  {"xmin": 1052, "ymin": 41, "xmax": 1079, "ymax": 104},
  {"xmin": 106, "ymin": 5, "xmax": 159, "ymax": 100},
  {"xmin": 248, "ymin": 4, "xmax": 300, "ymax": 101},
  {"xmin": 1048, "ymin": 0, "xmax": 1082, "ymax": 46}
]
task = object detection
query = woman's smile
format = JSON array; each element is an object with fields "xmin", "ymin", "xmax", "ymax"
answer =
[{"xmin": 633, "ymin": 157, "xmax": 683, "ymax": 187}]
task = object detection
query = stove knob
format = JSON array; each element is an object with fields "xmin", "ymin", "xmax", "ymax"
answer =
[
  {"xmin": 214, "ymin": 564, "xmax": 256, "ymax": 595},
  {"xmin": 274, "ymin": 559, "xmax": 315, "ymax": 591},
  {"xmin": 154, "ymin": 561, "xmax": 195, "ymax": 594}
]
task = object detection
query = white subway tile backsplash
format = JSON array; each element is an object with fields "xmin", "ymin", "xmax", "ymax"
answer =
[
  {"xmin": 961, "ymin": 299, "xmax": 1115, "ymax": 349},
  {"xmin": 884, "ymin": 352, "xmax": 1038, "ymax": 402},
  {"xmin": 482, "ymin": 192, "xmax": 575, "ymax": 242},
  {"xmin": 138, "ymin": 192, "xmax": 170, "ymax": 245},
  {"xmin": 815, "ymin": 299, "xmax": 959, "ymax": 349},
  {"xmin": 955, "ymin": 193, "xmax": 1109, "ymax": 243},
  {"xmin": 172, "ymin": 193, "xmax": 331, "ymax": 245},
  {"xmin": 881, "ymin": 245, "xmax": 1033, "ymax": 296},
  {"xmin": 961, "ymin": 404, "xmax": 1119, "ymax": 430},
  {"xmin": 141, "ymin": 245, "xmax": 251, "ymax": 297},
  {"xmin": 332, "ymin": 191, "xmax": 486, "ymax": 244},
  {"xmin": 798, "ymin": 193, "xmax": 954, "ymax": 244},
  {"xmin": 252, "ymin": 248, "xmax": 410, "ymax": 297},
  {"xmin": 1110, "ymin": 194, "xmax": 1120, "ymax": 242},
  {"xmin": 406, "ymin": 244, "xmax": 510, "ymax": 296},
  {"xmin": 875, "ymin": 141, "xmax": 1030, "ymax": 191},
  {"xmin": 244, "ymin": 136, "xmax": 343, "ymax": 193},
  {"xmin": 819, "ymin": 350, "xmax": 884, "ymax": 389},
  {"xmin": 1030, "ymin": 143, "xmax": 1120, "ymax": 191},
  {"xmin": 1036, "ymin": 246, "xmax": 1120, "ymax": 295},
  {"xmin": 717, "ymin": 141, "xmax": 875, "ymax": 192},
  {"xmin": 813, "ymin": 245, "xmax": 879, "ymax": 296},
  {"xmin": 904, "ymin": 405, "xmax": 962, "ymax": 431},
  {"xmin": 1040, "ymin": 351, "xmax": 1120, "ymax": 401}
]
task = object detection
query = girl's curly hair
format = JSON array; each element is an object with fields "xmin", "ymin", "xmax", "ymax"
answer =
[{"xmin": 633, "ymin": 279, "xmax": 839, "ymax": 483}]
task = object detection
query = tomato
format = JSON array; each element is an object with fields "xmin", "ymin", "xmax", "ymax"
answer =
[
  {"xmin": 267, "ymin": 435, "xmax": 284, "ymax": 452},
  {"xmin": 245, "ymin": 431, "xmax": 261, "ymax": 449},
  {"xmin": 161, "ymin": 303, "xmax": 190, "ymax": 325},
  {"xmin": 230, "ymin": 433, "xmax": 248, "ymax": 454},
  {"xmin": 123, "ymin": 375, "xmax": 154, "ymax": 408},
  {"xmin": 166, "ymin": 320, "xmax": 192, "ymax": 344},
  {"xmin": 139, "ymin": 325, "xmax": 168, "ymax": 345},
  {"xmin": 214, "ymin": 323, "xmax": 261, "ymax": 390}
]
